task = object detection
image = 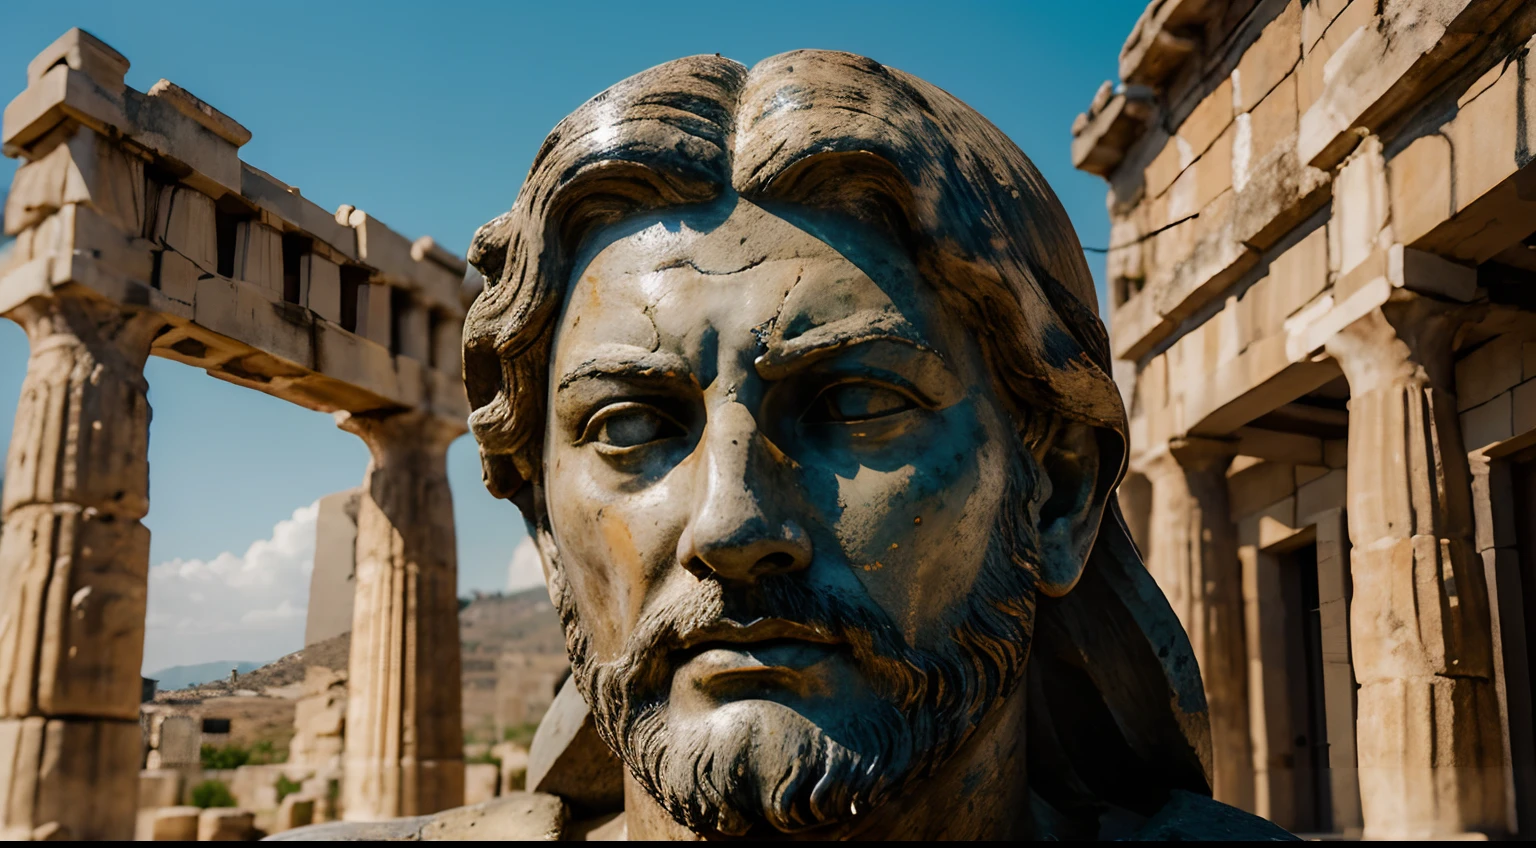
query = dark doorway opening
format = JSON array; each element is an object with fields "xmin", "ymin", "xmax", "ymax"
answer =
[
  {"xmin": 1507, "ymin": 459, "xmax": 1536, "ymax": 834},
  {"xmin": 1280, "ymin": 542, "xmax": 1332, "ymax": 832}
]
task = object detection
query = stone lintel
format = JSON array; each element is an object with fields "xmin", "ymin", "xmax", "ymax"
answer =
[
  {"xmin": 1298, "ymin": 0, "xmax": 1517, "ymax": 170},
  {"xmin": 145, "ymin": 79, "xmax": 250, "ymax": 147},
  {"xmin": 5, "ymin": 31, "xmax": 462, "ymax": 314},
  {"xmin": 1071, "ymin": 88, "xmax": 1156, "ymax": 178},
  {"xmin": 0, "ymin": 242, "xmax": 469, "ymax": 423},
  {"xmin": 239, "ymin": 162, "xmax": 359, "ymax": 262},
  {"xmin": 1119, "ymin": 0, "xmax": 1219, "ymax": 88}
]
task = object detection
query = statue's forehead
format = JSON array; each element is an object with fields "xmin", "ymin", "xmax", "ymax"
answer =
[{"xmin": 556, "ymin": 201, "xmax": 927, "ymax": 357}]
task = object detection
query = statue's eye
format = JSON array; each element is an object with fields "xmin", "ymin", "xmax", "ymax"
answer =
[
  {"xmin": 804, "ymin": 383, "xmax": 916, "ymax": 424},
  {"xmin": 586, "ymin": 403, "xmax": 684, "ymax": 449}
]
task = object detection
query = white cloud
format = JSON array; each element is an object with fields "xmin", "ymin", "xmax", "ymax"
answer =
[
  {"xmin": 143, "ymin": 502, "xmax": 319, "ymax": 673},
  {"xmin": 508, "ymin": 536, "xmax": 547, "ymax": 593}
]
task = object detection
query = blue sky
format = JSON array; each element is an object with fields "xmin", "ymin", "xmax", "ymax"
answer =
[{"xmin": 0, "ymin": 0, "xmax": 1144, "ymax": 669}]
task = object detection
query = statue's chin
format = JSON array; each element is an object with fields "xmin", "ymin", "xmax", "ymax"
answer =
[{"xmin": 627, "ymin": 698, "xmax": 911, "ymax": 838}]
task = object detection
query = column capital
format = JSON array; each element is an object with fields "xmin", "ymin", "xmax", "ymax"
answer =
[
  {"xmin": 335, "ymin": 408, "xmax": 466, "ymax": 459},
  {"xmin": 1137, "ymin": 436, "xmax": 1239, "ymax": 476},
  {"xmin": 1323, "ymin": 291, "xmax": 1482, "ymax": 394},
  {"xmin": 1169, "ymin": 435, "xmax": 1240, "ymax": 471},
  {"xmin": 7, "ymin": 290, "xmax": 164, "ymax": 391}
]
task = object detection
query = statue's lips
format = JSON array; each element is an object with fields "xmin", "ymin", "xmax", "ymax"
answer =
[
  {"xmin": 672, "ymin": 619, "xmax": 845, "ymax": 687},
  {"xmin": 674, "ymin": 618, "xmax": 839, "ymax": 651}
]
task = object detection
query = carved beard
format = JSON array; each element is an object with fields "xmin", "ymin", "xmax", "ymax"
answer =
[{"xmin": 544, "ymin": 470, "xmax": 1041, "ymax": 837}]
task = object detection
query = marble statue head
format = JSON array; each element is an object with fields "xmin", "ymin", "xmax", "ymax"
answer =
[{"xmin": 464, "ymin": 51, "xmax": 1214, "ymax": 839}]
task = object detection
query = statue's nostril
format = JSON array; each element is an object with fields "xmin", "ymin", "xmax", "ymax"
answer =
[{"xmin": 755, "ymin": 552, "xmax": 797, "ymax": 575}]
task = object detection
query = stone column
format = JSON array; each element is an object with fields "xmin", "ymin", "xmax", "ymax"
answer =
[
  {"xmin": 0, "ymin": 292, "xmax": 162, "ymax": 840},
  {"xmin": 1141, "ymin": 436, "xmax": 1253, "ymax": 811},
  {"xmin": 338, "ymin": 410, "xmax": 465, "ymax": 820},
  {"xmin": 1324, "ymin": 294, "xmax": 1504, "ymax": 838}
]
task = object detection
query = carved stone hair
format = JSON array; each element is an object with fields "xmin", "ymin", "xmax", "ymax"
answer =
[{"xmin": 461, "ymin": 50, "xmax": 1216, "ymax": 820}]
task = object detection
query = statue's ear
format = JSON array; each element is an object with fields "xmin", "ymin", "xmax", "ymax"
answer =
[{"xmin": 1034, "ymin": 419, "xmax": 1108, "ymax": 598}]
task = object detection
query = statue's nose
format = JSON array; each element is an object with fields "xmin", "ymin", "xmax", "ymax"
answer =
[{"xmin": 676, "ymin": 401, "xmax": 812, "ymax": 582}]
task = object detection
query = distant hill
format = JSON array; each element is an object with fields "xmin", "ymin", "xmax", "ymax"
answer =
[
  {"xmin": 147, "ymin": 660, "xmax": 269, "ymax": 691},
  {"xmin": 459, "ymin": 586, "xmax": 565, "ymax": 655}
]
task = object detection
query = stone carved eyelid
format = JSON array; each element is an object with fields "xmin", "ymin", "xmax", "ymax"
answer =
[
  {"xmin": 576, "ymin": 401, "xmax": 688, "ymax": 449},
  {"xmin": 803, "ymin": 379, "xmax": 927, "ymax": 424}
]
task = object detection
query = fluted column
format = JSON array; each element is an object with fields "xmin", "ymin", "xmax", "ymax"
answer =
[
  {"xmin": 1142, "ymin": 436, "xmax": 1253, "ymax": 810},
  {"xmin": 338, "ymin": 410, "xmax": 465, "ymax": 821},
  {"xmin": 1324, "ymin": 293, "xmax": 1504, "ymax": 838},
  {"xmin": 0, "ymin": 292, "xmax": 162, "ymax": 840}
]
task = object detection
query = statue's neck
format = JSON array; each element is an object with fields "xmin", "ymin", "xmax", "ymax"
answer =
[{"xmin": 623, "ymin": 683, "xmax": 1033, "ymax": 841}]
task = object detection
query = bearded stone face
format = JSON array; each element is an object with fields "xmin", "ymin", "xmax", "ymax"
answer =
[{"xmin": 536, "ymin": 196, "xmax": 1047, "ymax": 837}]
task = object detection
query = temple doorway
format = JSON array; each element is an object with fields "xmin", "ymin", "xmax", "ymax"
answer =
[{"xmin": 1278, "ymin": 542, "xmax": 1332, "ymax": 832}]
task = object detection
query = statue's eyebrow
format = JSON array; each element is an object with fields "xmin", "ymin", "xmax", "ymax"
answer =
[
  {"xmin": 556, "ymin": 347, "xmax": 696, "ymax": 390},
  {"xmin": 754, "ymin": 312, "xmax": 938, "ymax": 379}
]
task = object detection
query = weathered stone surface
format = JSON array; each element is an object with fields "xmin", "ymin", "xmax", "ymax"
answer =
[
  {"xmin": 138, "ymin": 768, "xmax": 182, "ymax": 809},
  {"xmin": 156, "ymin": 716, "xmax": 200, "ymax": 767},
  {"xmin": 145, "ymin": 79, "xmax": 250, "ymax": 146},
  {"xmin": 338, "ymin": 410, "xmax": 466, "ymax": 821},
  {"xmin": 198, "ymin": 808, "xmax": 255, "ymax": 841},
  {"xmin": 526, "ymin": 677, "xmax": 624, "ymax": 816},
  {"xmin": 1324, "ymin": 296, "xmax": 1505, "ymax": 838},
  {"xmin": 348, "ymin": 209, "xmax": 416, "ymax": 287},
  {"xmin": 150, "ymin": 806, "xmax": 200, "ymax": 841},
  {"xmin": 26, "ymin": 29, "xmax": 128, "ymax": 94},
  {"xmin": 267, "ymin": 793, "xmax": 569, "ymax": 842},
  {"xmin": 0, "ymin": 291, "xmax": 159, "ymax": 734},
  {"xmin": 154, "ymin": 183, "xmax": 217, "ymax": 271},
  {"xmin": 1233, "ymin": 1, "xmax": 1300, "ymax": 112},
  {"xmin": 1120, "ymin": 0, "xmax": 1222, "ymax": 87},
  {"xmin": 1136, "ymin": 438, "xmax": 1253, "ymax": 811},
  {"xmin": 1457, "ymin": 335, "xmax": 1525, "ymax": 412},
  {"xmin": 1299, "ymin": 0, "xmax": 1521, "ymax": 169},
  {"xmin": 236, "ymin": 220, "xmax": 284, "ymax": 294},
  {"xmin": 1237, "ymin": 74, "xmax": 1297, "ymax": 193},
  {"xmin": 265, "ymin": 816, "xmax": 430, "ymax": 841},
  {"xmin": 1071, "ymin": 89, "xmax": 1156, "ymax": 178},
  {"xmin": 274, "ymin": 795, "xmax": 315, "ymax": 833},
  {"xmin": 0, "ymin": 717, "xmax": 141, "ymax": 840},
  {"xmin": 464, "ymin": 763, "xmax": 499, "ymax": 806},
  {"xmin": 0, "ymin": 32, "xmax": 474, "ymax": 841},
  {"xmin": 1333, "ymin": 135, "xmax": 1389, "ymax": 278},
  {"xmin": 1181, "ymin": 77, "xmax": 1235, "ymax": 163},
  {"xmin": 304, "ymin": 255, "xmax": 342, "ymax": 324},
  {"xmin": 419, "ymin": 793, "xmax": 567, "ymax": 841}
]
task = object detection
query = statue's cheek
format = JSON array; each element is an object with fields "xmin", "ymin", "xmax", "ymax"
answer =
[
  {"xmin": 545, "ymin": 451, "xmax": 691, "ymax": 658},
  {"xmin": 826, "ymin": 405, "xmax": 1005, "ymax": 631}
]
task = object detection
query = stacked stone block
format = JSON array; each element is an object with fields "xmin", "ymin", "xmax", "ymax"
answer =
[
  {"xmin": 1076, "ymin": 0, "xmax": 1536, "ymax": 838},
  {"xmin": 0, "ymin": 28, "xmax": 472, "ymax": 838}
]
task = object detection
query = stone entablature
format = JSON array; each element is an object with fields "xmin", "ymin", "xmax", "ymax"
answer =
[
  {"xmin": 1080, "ymin": 0, "xmax": 1536, "ymax": 840},
  {"xmin": 1, "ymin": 29, "xmax": 469, "ymax": 423}
]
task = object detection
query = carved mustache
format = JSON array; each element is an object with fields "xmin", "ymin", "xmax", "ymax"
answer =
[{"xmin": 603, "ymin": 574, "xmax": 926, "ymax": 708}]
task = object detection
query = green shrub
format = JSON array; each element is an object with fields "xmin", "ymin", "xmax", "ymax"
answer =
[
  {"xmin": 191, "ymin": 779, "xmax": 236, "ymax": 808},
  {"xmin": 275, "ymin": 774, "xmax": 303, "ymax": 803},
  {"xmin": 200, "ymin": 743, "xmax": 250, "ymax": 770},
  {"xmin": 465, "ymin": 749, "xmax": 502, "ymax": 769},
  {"xmin": 501, "ymin": 722, "xmax": 540, "ymax": 748},
  {"xmin": 249, "ymin": 739, "xmax": 286, "ymax": 765}
]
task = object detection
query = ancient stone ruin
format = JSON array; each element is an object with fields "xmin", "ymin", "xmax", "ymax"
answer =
[
  {"xmin": 0, "ymin": 29, "xmax": 469, "ymax": 839},
  {"xmin": 1074, "ymin": 0, "xmax": 1536, "ymax": 839}
]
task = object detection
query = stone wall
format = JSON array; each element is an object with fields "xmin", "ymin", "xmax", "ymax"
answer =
[{"xmin": 1076, "ymin": 0, "xmax": 1536, "ymax": 838}]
